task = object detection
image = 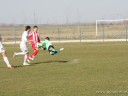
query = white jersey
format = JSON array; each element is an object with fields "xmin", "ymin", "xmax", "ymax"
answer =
[
  {"xmin": 20, "ymin": 31, "xmax": 29, "ymax": 53},
  {"xmin": 20, "ymin": 31, "xmax": 28, "ymax": 46}
]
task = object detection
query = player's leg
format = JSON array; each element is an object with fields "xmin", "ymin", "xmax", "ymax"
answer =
[
  {"xmin": 14, "ymin": 44, "xmax": 30, "ymax": 65},
  {"xmin": 22, "ymin": 46, "xmax": 30, "ymax": 66},
  {"xmin": 50, "ymin": 49, "xmax": 63, "ymax": 55},
  {"xmin": 1, "ymin": 51, "xmax": 13, "ymax": 68},
  {"xmin": 13, "ymin": 52, "xmax": 25, "ymax": 58},
  {"xmin": 1, "ymin": 50, "xmax": 13, "ymax": 69},
  {"xmin": 32, "ymin": 48, "xmax": 39, "ymax": 58},
  {"xmin": 49, "ymin": 46, "xmax": 64, "ymax": 55},
  {"xmin": 28, "ymin": 48, "xmax": 39, "ymax": 60},
  {"xmin": 28, "ymin": 44, "xmax": 39, "ymax": 61},
  {"xmin": 13, "ymin": 44, "xmax": 25, "ymax": 58},
  {"xmin": 0, "ymin": 42, "xmax": 13, "ymax": 68},
  {"xmin": 23, "ymin": 52, "xmax": 30, "ymax": 66}
]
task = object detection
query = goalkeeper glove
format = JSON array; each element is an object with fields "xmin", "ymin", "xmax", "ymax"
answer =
[{"xmin": 37, "ymin": 43, "xmax": 42, "ymax": 48}]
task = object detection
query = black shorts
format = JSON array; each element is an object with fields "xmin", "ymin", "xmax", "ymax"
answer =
[{"xmin": 48, "ymin": 45, "xmax": 55, "ymax": 52}]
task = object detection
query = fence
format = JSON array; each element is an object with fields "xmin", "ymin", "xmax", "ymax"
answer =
[{"xmin": 0, "ymin": 24, "xmax": 128, "ymax": 44}]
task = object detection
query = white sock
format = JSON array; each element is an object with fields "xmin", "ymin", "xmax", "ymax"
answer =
[
  {"xmin": 3, "ymin": 57, "xmax": 11, "ymax": 67},
  {"xmin": 24, "ymin": 54, "xmax": 28, "ymax": 64},
  {"xmin": 15, "ymin": 52, "xmax": 25, "ymax": 56}
]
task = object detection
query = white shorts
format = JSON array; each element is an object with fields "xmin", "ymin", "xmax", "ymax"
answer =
[
  {"xmin": 20, "ymin": 43, "xmax": 29, "ymax": 54},
  {"xmin": 0, "ymin": 42, "xmax": 5, "ymax": 53}
]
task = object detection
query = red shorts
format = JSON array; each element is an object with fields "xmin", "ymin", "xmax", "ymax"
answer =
[{"xmin": 31, "ymin": 44, "xmax": 37, "ymax": 50}]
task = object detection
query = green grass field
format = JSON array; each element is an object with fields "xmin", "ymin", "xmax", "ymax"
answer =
[{"xmin": 0, "ymin": 42, "xmax": 128, "ymax": 96}]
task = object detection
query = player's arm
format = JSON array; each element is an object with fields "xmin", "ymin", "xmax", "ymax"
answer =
[
  {"xmin": 37, "ymin": 42, "xmax": 46, "ymax": 50},
  {"xmin": 25, "ymin": 36, "xmax": 34, "ymax": 43},
  {"xmin": 27, "ymin": 33, "xmax": 34, "ymax": 43},
  {"xmin": 28, "ymin": 40, "xmax": 34, "ymax": 42},
  {"xmin": 37, "ymin": 42, "xmax": 46, "ymax": 47},
  {"xmin": 37, "ymin": 33, "xmax": 41, "ymax": 43}
]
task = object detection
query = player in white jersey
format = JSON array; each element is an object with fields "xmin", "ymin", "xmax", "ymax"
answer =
[
  {"xmin": 13, "ymin": 26, "xmax": 31, "ymax": 66},
  {"xmin": 0, "ymin": 35, "xmax": 13, "ymax": 69}
]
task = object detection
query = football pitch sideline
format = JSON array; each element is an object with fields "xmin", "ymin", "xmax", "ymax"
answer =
[{"xmin": 0, "ymin": 42, "xmax": 128, "ymax": 96}]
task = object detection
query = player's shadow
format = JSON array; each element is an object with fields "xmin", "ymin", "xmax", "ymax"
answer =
[
  {"xmin": 32, "ymin": 60, "xmax": 68, "ymax": 65},
  {"xmin": 13, "ymin": 65, "xmax": 35, "ymax": 68},
  {"xmin": 13, "ymin": 65, "xmax": 23, "ymax": 68}
]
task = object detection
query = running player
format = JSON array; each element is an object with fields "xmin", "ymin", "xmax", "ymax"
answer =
[
  {"xmin": 0, "ymin": 35, "xmax": 13, "ymax": 69},
  {"xmin": 13, "ymin": 26, "xmax": 31, "ymax": 66},
  {"xmin": 27, "ymin": 26, "xmax": 40, "ymax": 62},
  {"xmin": 37, "ymin": 37, "xmax": 64, "ymax": 55}
]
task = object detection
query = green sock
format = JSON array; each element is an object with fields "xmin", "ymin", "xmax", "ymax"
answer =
[
  {"xmin": 56, "ymin": 50, "xmax": 60, "ymax": 53},
  {"xmin": 50, "ymin": 50, "xmax": 60, "ymax": 55}
]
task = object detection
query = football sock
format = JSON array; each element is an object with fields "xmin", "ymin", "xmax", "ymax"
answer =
[
  {"xmin": 28, "ymin": 49, "xmax": 39, "ymax": 59},
  {"xmin": 33, "ymin": 49, "xmax": 39, "ymax": 57},
  {"xmin": 50, "ymin": 50, "xmax": 60, "ymax": 55},
  {"xmin": 24, "ymin": 54, "xmax": 28, "ymax": 64},
  {"xmin": 3, "ymin": 57, "xmax": 11, "ymax": 67}
]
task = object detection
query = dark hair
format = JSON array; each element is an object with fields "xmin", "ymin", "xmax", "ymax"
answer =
[
  {"xmin": 25, "ymin": 26, "xmax": 31, "ymax": 31},
  {"xmin": 45, "ymin": 37, "xmax": 50, "ymax": 41},
  {"xmin": 33, "ymin": 26, "xmax": 38, "ymax": 29}
]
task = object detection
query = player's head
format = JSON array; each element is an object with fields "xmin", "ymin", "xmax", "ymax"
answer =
[
  {"xmin": 33, "ymin": 26, "xmax": 38, "ymax": 32},
  {"xmin": 25, "ymin": 26, "xmax": 31, "ymax": 32},
  {"xmin": 45, "ymin": 37, "xmax": 50, "ymax": 41}
]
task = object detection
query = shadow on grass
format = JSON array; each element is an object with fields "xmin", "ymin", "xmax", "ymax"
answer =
[
  {"xmin": 31, "ymin": 60, "xmax": 68, "ymax": 65},
  {"xmin": 0, "ymin": 61, "xmax": 68, "ymax": 69},
  {"xmin": 13, "ymin": 65, "xmax": 23, "ymax": 68},
  {"xmin": 0, "ymin": 65, "xmax": 23, "ymax": 69},
  {"xmin": 13, "ymin": 65, "xmax": 35, "ymax": 68}
]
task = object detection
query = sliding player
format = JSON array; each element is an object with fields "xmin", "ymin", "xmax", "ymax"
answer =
[
  {"xmin": 27, "ymin": 26, "xmax": 40, "ymax": 62},
  {"xmin": 0, "ymin": 35, "xmax": 13, "ymax": 69},
  {"xmin": 37, "ymin": 37, "xmax": 64, "ymax": 55},
  {"xmin": 13, "ymin": 26, "xmax": 31, "ymax": 66}
]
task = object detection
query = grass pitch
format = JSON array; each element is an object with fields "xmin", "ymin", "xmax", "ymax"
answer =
[{"xmin": 0, "ymin": 42, "xmax": 128, "ymax": 96}]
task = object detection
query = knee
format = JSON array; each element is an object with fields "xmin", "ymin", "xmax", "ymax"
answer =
[{"xmin": 2, "ymin": 51, "xmax": 6, "ymax": 57}]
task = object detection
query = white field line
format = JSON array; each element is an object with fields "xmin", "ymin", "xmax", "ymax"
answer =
[{"xmin": 2, "ymin": 39, "xmax": 128, "ymax": 45}]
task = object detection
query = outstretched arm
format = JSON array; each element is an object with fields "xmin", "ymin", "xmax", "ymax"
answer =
[{"xmin": 37, "ymin": 42, "xmax": 46, "ymax": 47}]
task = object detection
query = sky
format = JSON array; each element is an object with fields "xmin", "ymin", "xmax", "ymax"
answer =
[{"xmin": 0, "ymin": 0, "xmax": 128, "ymax": 24}]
